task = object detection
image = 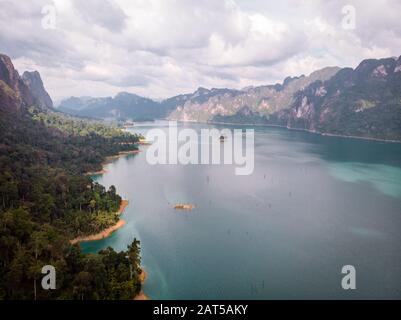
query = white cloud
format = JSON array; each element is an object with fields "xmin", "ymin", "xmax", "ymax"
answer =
[{"xmin": 0, "ymin": 0, "xmax": 400, "ymax": 101}]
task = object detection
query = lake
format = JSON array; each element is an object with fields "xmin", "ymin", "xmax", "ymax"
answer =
[{"xmin": 81, "ymin": 121, "xmax": 401, "ymax": 299}]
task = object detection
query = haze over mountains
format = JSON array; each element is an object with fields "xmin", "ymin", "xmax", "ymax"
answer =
[
  {"xmin": 57, "ymin": 55, "xmax": 401, "ymax": 141},
  {"xmin": 58, "ymin": 93, "xmax": 163, "ymax": 121},
  {"xmin": 1, "ymin": 52, "xmax": 400, "ymax": 141},
  {"xmin": 58, "ymin": 67, "xmax": 340, "ymax": 121}
]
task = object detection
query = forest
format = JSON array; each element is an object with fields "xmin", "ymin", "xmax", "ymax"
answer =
[{"xmin": 0, "ymin": 106, "xmax": 143, "ymax": 299}]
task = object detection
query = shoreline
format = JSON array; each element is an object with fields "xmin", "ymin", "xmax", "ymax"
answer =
[
  {"xmin": 82, "ymin": 146, "xmax": 151, "ymax": 300},
  {"xmin": 104, "ymin": 149, "xmax": 141, "ymax": 163},
  {"xmin": 85, "ymin": 149, "xmax": 141, "ymax": 176},
  {"xmin": 70, "ymin": 200, "xmax": 129, "ymax": 244},
  {"xmin": 171, "ymin": 119, "xmax": 401, "ymax": 144},
  {"xmin": 134, "ymin": 269, "xmax": 150, "ymax": 300}
]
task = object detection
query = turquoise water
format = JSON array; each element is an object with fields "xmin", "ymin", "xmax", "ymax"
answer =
[{"xmin": 81, "ymin": 122, "xmax": 401, "ymax": 299}]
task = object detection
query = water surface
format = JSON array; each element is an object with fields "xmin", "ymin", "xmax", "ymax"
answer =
[{"xmin": 81, "ymin": 121, "xmax": 401, "ymax": 299}]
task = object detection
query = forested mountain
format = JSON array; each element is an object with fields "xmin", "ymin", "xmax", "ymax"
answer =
[
  {"xmin": 167, "ymin": 67, "xmax": 340, "ymax": 122},
  {"xmin": 57, "ymin": 56, "xmax": 401, "ymax": 141},
  {"xmin": 59, "ymin": 92, "xmax": 164, "ymax": 121},
  {"xmin": 58, "ymin": 68, "xmax": 339, "ymax": 122},
  {"xmin": 213, "ymin": 56, "xmax": 401, "ymax": 141},
  {"xmin": 168, "ymin": 57, "xmax": 401, "ymax": 141},
  {"xmin": 280, "ymin": 57, "xmax": 401, "ymax": 140},
  {"xmin": 162, "ymin": 87, "xmax": 245, "ymax": 122},
  {"xmin": 0, "ymin": 53, "xmax": 143, "ymax": 299}
]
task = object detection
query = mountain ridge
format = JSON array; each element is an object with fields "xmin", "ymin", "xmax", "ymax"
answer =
[
  {"xmin": 22, "ymin": 70, "xmax": 53, "ymax": 110},
  {"xmin": 167, "ymin": 66, "xmax": 341, "ymax": 122},
  {"xmin": 0, "ymin": 53, "xmax": 34, "ymax": 112},
  {"xmin": 10, "ymin": 53, "xmax": 401, "ymax": 142},
  {"xmin": 58, "ymin": 92, "xmax": 162, "ymax": 121},
  {"xmin": 0, "ymin": 53, "xmax": 53, "ymax": 113}
]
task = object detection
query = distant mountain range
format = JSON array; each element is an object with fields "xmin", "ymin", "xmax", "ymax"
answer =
[
  {"xmin": 210, "ymin": 57, "xmax": 401, "ymax": 141},
  {"xmin": 58, "ymin": 66, "xmax": 340, "ymax": 122},
  {"xmin": 58, "ymin": 92, "xmax": 164, "ymax": 121},
  {"xmin": 270, "ymin": 57, "xmax": 401, "ymax": 141},
  {"xmin": 2, "ymin": 52, "xmax": 400, "ymax": 141},
  {"xmin": 57, "ymin": 56, "xmax": 401, "ymax": 141}
]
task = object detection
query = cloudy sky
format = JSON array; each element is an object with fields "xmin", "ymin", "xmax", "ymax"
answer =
[{"xmin": 1, "ymin": 0, "xmax": 400, "ymax": 102}]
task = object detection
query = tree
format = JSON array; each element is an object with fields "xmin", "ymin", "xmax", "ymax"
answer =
[
  {"xmin": 0, "ymin": 106, "xmax": 141, "ymax": 300},
  {"xmin": 127, "ymin": 239, "xmax": 141, "ymax": 274}
]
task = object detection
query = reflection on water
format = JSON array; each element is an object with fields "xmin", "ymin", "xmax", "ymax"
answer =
[{"xmin": 81, "ymin": 122, "xmax": 401, "ymax": 299}]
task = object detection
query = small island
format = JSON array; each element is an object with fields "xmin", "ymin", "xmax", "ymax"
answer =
[{"xmin": 174, "ymin": 204, "xmax": 196, "ymax": 210}]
